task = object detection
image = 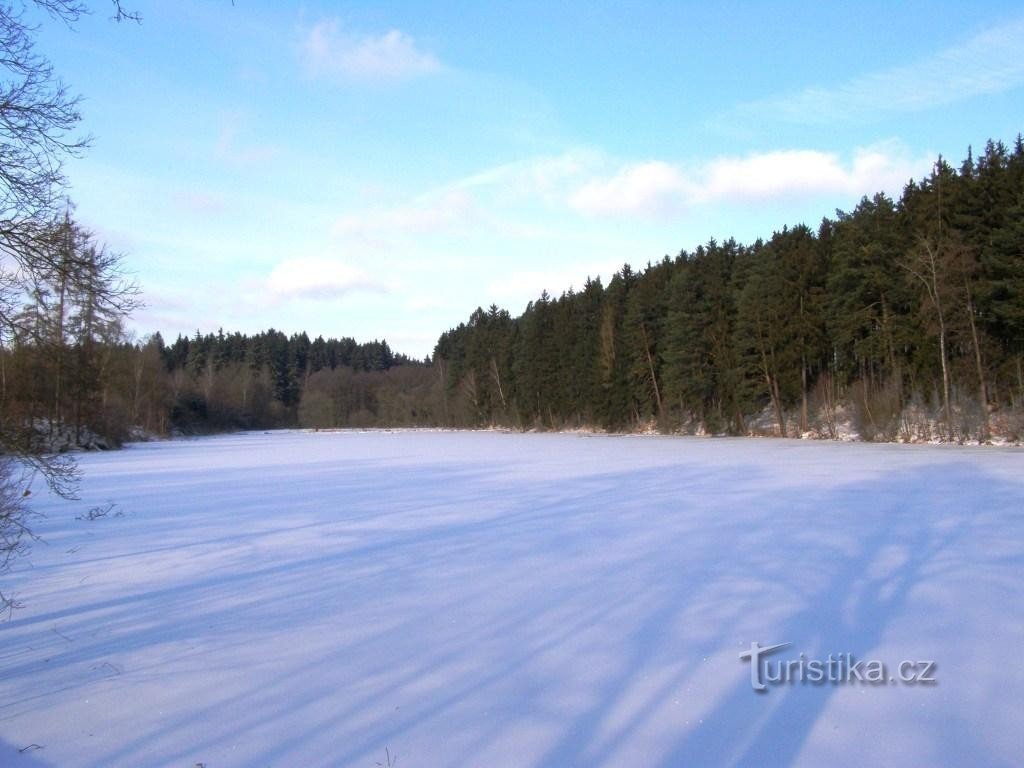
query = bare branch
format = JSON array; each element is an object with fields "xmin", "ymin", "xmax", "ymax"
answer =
[
  {"xmin": 0, "ymin": 1, "xmax": 141, "ymax": 614},
  {"xmin": 109, "ymin": 1, "xmax": 140, "ymax": 23}
]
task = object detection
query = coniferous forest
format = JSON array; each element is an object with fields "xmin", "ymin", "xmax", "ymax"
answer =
[
  {"xmin": 3, "ymin": 139, "xmax": 1024, "ymax": 445},
  {"xmin": 436, "ymin": 140, "xmax": 1024, "ymax": 441}
]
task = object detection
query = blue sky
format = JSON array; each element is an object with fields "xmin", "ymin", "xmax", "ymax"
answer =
[{"xmin": 40, "ymin": 1, "xmax": 1024, "ymax": 357}]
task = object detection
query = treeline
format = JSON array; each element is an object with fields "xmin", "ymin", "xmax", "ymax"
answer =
[
  {"xmin": 6, "ymin": 138, "xmax": 1023, "ymax": 446},
  {"xmin": 434, "ymin": 138, "xmax": 1024, "ymax": 441},
  {"xmin": 0, "ymin": 212, "xmax": 139, "ymax": 452},
  {"xmin": 2, "ymin": 322, "xmax": 439, "ymax": 445},
  {"xmin": 157, "ymin": 330, "xmax": 434, "ymax": 431}
]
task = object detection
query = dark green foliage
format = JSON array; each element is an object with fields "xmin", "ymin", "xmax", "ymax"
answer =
[
  {"xmin": 3, "ymin": 319, "xmax": 431, "ymax": 443},
  {"xmin": 7, "ymin": 136, "xmax": 1024, "ymax": 444},
  {"xmin": 660, "ymin": 241, "xmax": 744, "ymax": 433},
  {"xmin": 156, "ymin": 330, "xmax": 419, "ymax": 431},
  {"xmin": 434, "ymin": 137, "xmax": 1024, "ymax": 440}
]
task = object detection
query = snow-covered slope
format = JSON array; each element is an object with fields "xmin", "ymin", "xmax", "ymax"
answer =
[{"xmin": 1, "ymin": 431, "xmax": 1022, "ymax": 767}]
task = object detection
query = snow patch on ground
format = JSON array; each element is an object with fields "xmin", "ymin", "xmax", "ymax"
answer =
[{"xmin": 1, "ymin": 431, "xmax": 1022, "ymax": 767}]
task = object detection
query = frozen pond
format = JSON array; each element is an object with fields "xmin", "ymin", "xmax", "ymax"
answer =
[{"xmin": 1, "ymin": 431, "xmax": 1022, "ymax": 767}]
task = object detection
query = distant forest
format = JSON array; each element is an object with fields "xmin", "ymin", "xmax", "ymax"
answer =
[{"xmin": 3, "ymin": 137, "xmax": 1024, "ymax": 446}]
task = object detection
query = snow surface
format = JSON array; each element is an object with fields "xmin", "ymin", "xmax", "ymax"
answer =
[{"xmin": 1, "ymin": 430, "xmax": 1023, "ymax": 767}]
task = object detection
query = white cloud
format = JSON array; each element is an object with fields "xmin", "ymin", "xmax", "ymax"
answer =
[
  {"xmin": 265, "ymin": 257, "xmax": 384, "ymax": 301},
  {"xmin": 569, "ymin": 143, "xmax": 929, "ymax": 218},
  {"xmin": 733, "ymin": 17, "xmax": 1024, "ymax": 125},
  {"xmin": 700, "ymin": 146, "xmax": 921, "ymax": 202},
  {"xmin": 569, "ymin": 161, "xmax": 694, "ymax": 217},
  {"xmin": 302, "ymin": 20, "xmax": 442, "ymax": 82}
]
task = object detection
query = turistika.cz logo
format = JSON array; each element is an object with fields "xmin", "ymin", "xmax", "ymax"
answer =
[{"xmin": 739, "ymin": 642, "xmax": 937, "ymax": 692}]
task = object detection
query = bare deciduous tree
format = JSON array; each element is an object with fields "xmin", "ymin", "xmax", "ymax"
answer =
[
  {"xmin": 1, "ymin": 1, "xmax": 136, "ymax": 611},
  {"xmin": 901, "ymin": 236, "xmax": 954, "ymax": 435}
]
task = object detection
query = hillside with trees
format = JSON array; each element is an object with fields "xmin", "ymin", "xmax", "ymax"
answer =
[
  {"xmin": 434, "ymin": 139, "xmax": 1024, "ymax": 442},
  {"xmin": 3, "ymin": 138, "xmax": 1023, "ymax": 446}
]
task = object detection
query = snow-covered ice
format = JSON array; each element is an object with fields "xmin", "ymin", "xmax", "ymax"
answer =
[{"xmin": 1, "ymin": 430, "xmax": 1022, "ymax": 767}]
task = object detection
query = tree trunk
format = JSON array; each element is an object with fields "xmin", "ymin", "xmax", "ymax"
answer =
[
  {"xmin": 797, "ymin": 292, "xmax": 808, "ymax": 433},
  {"xmin": 132, "ymin": 356, "xmax": 143, "ymax": 423},
  {"xmin": 639, "ymin": 323, "xmax": 662, "ymax": 414},
  {"xmin": 436, "ymin": 359, "xmax": 450, "ymax": 426},
  {"xmin": 1017, "ymin": 355, "xmax": 1024, "ymax": 410},
  {"xmin": 962, "ymin": 276, "xmax": 989, "ymax": 440},
  {"xmin": 907, "ymin": 239, "xmax": 953, "ymax": 438},
  {"xmin": 880, "ymin": 293, "xmax": 903, "ymax": 409},
  {"xmin": 54, "ymin": 276, "xmax": 65, "ymax": 433},
  {"xmin": 489, "ymin": 357, "xmax": 506, "ymax": 411},
  {"xmin": 800, "ymin": 350, "xmax": 808, "ymax": 434},
  {"xmin": 0, "ymin": 340, "xmax": 6, "ymax": 407},
  {"xmin": 760, "ymin": 346, "xmax": 786, "ymax": 437},
  {"xmin": 936, "ymin": 306, "xmax": 953, "ymax": 437}
]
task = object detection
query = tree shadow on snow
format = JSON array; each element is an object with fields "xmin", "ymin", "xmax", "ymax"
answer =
[{"xmin": 1, "ymin": 442, "xmax": 1022, "ymax": 767}]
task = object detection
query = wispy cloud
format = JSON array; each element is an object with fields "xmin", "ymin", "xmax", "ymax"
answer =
[
  {"xmin": 448, "ymin": 150, "xmax": 602, "ymax": 201},
  {"xmin": 730, "ymin": 17, "xmax": 1024, "ymax": 125},
  {"xmin": 569, "ymin": 143, "xmax": 929, "ymax": 218},
  {"xmin": 329, "ymin": 152, "xmax": 596, "ymax": 246},
  {"xmin": 174, "ymin": 190, "xmax": 227, "ymax": 218},
  {"xmin": 216, "ymin": 112, "xmax": 279, "ymax": 167},
  {"xmin": 332, "ymin": 189, "xmax": 476, "ymax": 242},
  {"xmin": 324, "ymin": 142, "xmax": 924, "ymax": 229},
  {"xmin": 302, "ymin": 19, "xmax": 442, "ymax": 82},
  {"xmin": 265, "ymin": 257, "xmax": 385, "ymax": 301}
]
